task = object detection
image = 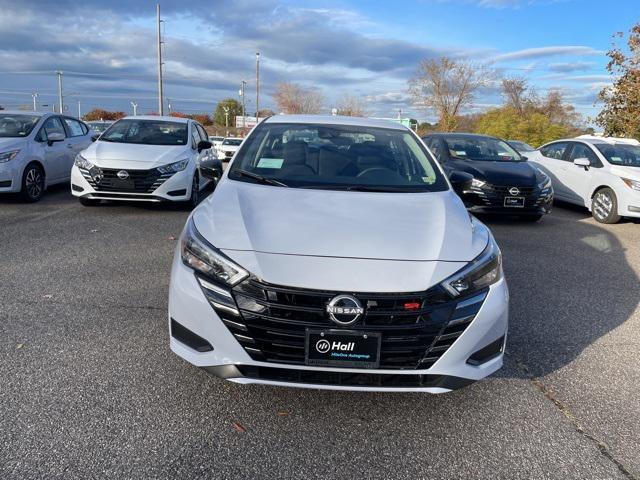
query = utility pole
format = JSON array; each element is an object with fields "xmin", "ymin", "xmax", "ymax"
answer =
[
  {"xmin": 31, "ymin": 93, "xmax": 38, "ymax": 111},
  {"xmin": 156, "ymin": 4, "xmax": 164, "ymax": 115},
  {"xmin": 77, "ymin": 100, "xmax": 81, "ymax": 119},
  {"xmin": 55, "ymin": 71, "xmax": 64, "ymax": 113},
  {"xmin": 130, "ymin": 101, "xmax": 138, "ymax": 116},
  {"xmin": 255, "ymin": 52, "xmax": 260, "ymax": 120},
  {"xmin": 240, "ymin": 80, "xmax": 246, "ymax": 128}
]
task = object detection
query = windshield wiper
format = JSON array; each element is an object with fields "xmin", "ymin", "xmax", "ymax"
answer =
[
  {"xmin": 233, "ymin": 169, "xmax": 289, "ymax": 187},
  {"xmin": 346, "ymin": 185, "xmax": 420, "ymax": 192}
]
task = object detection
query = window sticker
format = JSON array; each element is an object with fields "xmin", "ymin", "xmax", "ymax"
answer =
[
  {"xmin": 257, "ymin": 158, "xmax": 284, "ymax": 169},
  {"xmin": 610, "ymin": 156, "xmax": 622, "ymax": 163},
  {"xmin": 455, "ymin": 150, "xmax": 467, "ymax": 156}
]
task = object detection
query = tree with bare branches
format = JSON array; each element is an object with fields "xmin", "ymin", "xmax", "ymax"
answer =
[
  {"xmin": 408, "ymin": 57, "xmax": 494, "ymax": 131},
  {"xmin": 501, "ymin": 77, "xmax": 528, "ymax": 113},
  {"xmin": 596, "ymin": 23, "xmax": 640, "ymax": 138},
  {"xmin": 273, "ymin": 82, "xmax": 324, "ymax": 114},
  {"xmin": 336, "ymin": 95, "xmax": 369, "ymax": 117}
]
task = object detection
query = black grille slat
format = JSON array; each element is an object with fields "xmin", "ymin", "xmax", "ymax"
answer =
[{"xmin": 85, "ymin": 167, "xmax": 174, "ymax": 193}]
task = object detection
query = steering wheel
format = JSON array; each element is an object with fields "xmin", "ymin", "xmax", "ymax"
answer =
[{"xmin": 356, "ymin": 167, "xmax": 390, "ymax": 178}]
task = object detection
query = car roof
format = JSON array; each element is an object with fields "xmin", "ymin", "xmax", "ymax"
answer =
[
  {"xmin": 0, "ymin": 110, "xmax": 48, "ymax": 117},
  {"xmin": 542, "ymin": 135, "xmax": 640, "ymax": 148},
  {"xmin": 263, "ymin": 114, "xmax": 406, "ymax": 131},
  {"xmin": 121, "ymin": 115, "xmax": 191, "ymax": 124}
]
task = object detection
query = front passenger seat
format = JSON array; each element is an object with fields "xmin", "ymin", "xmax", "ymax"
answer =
[{"xmin": 281, "ymin": 141, "xmax": 315, "ymax": 176}]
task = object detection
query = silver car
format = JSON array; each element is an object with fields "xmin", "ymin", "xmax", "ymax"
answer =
[
  {"xmin": 0, "ymin": 111, "xmax": 94, "ymax": 201},
  {"xmin": 168, "ymin": 115, "xmax": 509, "ymax": 393}
]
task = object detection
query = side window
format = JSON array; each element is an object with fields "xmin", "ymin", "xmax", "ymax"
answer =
[
  {"xmin": 190, "ymin": 123, "xmax": 201, "ymax": 148},
  {"xmin": 39, "ymin": 117, "xmax": 66, "ymax": 141},
  {"xmin": 427, "ymin": 138, "xmax": 446, "ymax": 163},
  {"xmin": 196, "ymin": 124, "xmax": 208, "ymax": 145},
  {"xmin": 568, "ymin": 143, "xmax": 600, "ymax": 167},
  {"xmin": 540, "ymin": 142, "xmax": 568, "ymax": 161},
  {"xmin": 80, "ymin": 122, "xmax": 89, "ymax": 135},
  {"xmin": 63, "ymin": 118, "xmax": 85, "ymax": 137}
]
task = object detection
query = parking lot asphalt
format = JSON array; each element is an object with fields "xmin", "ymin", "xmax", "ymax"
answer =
[{"xmin": 1, "ymin": 185, "xmax": 639, "ymax": 480}]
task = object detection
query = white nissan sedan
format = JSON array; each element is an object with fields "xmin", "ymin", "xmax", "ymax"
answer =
[
  {"xmin": 528, "ymin": 136, "xmax": 640, "ymax": 223},
  {"xmin": 71, "ymin": 116, "xmax": 219, "ymax": 207},
  {"xmin": 168, "ymin": 115, "xmax": 509, "ymax": 393}
]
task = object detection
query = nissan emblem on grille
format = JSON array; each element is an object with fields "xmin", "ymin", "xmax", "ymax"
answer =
[
  {"xmin": 117, "ymin": 170, "xmax": 130, "ymax": 179},
  {"xmin": 326, "ymin": 294, "xmax": 364, "ymax": 326},
  {"xmin": 509, "ymin": 187, "xmax": 520, "ymax": 196}
]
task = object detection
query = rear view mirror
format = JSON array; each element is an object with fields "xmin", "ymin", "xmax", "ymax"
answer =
[
  {"xmin": 200, "ymin": 158, "xmax": 222, "ymax": 182},
  {"xmin": 573, "ymin": 158, "xmax": 590, "ymax": 168},
  {"xmin": 197, "ymin": 140, "xmax": 212, "ymax": 153},
  {"xmin": 47, "ymin": 132, "xmax": 65, "ymax": 145},
  {"xmin": 448, "ymin": 170, "xmax": 474, "ymax": 196}
]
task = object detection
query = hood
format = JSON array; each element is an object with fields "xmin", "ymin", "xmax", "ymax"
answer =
[
  {"xmin": 0, "ymin": 138, "xmax": 25, "ymax": 151},
  {"xmin": 82, "ymin": 141, "xmax": 189, "ymax": 169},
  {"xmin": 192, "ymin": 180, "xmax": 487, "ymax": 262},
  {"xmin": 450, "ymin": 159, "xmax": 539, "ymax": 186},
  {"xmin": 610, "ymin": 165, "xmax": 640, "ymax": 181}
]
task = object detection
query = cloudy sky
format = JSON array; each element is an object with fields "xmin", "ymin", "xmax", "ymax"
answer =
[{"xmin": 0, "ymin": 0, "xmax": 636, "ymax": 121}]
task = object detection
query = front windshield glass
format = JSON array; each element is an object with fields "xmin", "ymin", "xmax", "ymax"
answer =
[
  {"xmin": 509, "ymin": 140, "xmax": 535, "ymax": 152},
  {"xmin": 223, "ymin": 138, "xmax": 242, "ymax": 146},
  {"xmin": 443, "ymin": 136, "xmax": 523, "ymax": 162},
  {"xmin": 88, "ymin": 122, "xmax": 112, "ymax": 133},
  {"xmin": 100, "ymin": 119, "xmax": 187, "ymax": 145},
  {"xmin": 0, "ymin": 114, "xmax": 40, "ymax": 138},
  {"xmin": 228, "ymin": 122, "xmax": 448, "ymax": 192},
  {"xmin": 595, "ymin": 143, "xmax": 640, "ymax": 167}
]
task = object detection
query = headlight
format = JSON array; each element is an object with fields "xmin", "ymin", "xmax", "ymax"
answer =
[
  {"xmin": 538, "ymin": 173, "xmax": 552, "ymax": 190},
  {"xmin": 621, "ymin": 178, "xmax": 640, "ymax": 192},
  {"xmin": 158, "ymin": 159, "xmax": 189, "ymax": 174},
  {"xmin": 74, "ymin": 154, "xmax": 95, "ymax": 170},
  {"xmin": 0, "ymin": 150, "xmax": 20, "ymax": 163},
  {"xmin": 181, "ymin": 217, "xmax": 249, "ymax": 286},
  {"xmin": 471, "ymin": 178, "xmax": 486, "ymax": 188},
  {"xmin": 441, "ymin": 233, "xmax": 503, "ymax": 297}
]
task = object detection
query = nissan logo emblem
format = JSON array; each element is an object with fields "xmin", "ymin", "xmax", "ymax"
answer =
[
  {"xmin": 117, "ymin": 170, "xmax": 130, "ymax": 180},
  {"xmin": 509, "ymin": 187, "xmax": 520, "ymax": 196},
  {"xmin": 326, "ymin": 294, "xmax": 364, "ymax": 326}
]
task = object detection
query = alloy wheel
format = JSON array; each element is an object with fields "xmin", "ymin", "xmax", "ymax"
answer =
[
  {"xmin": 592, "ymin": 191, "xmax": 612, "ymax": 221},
  {"xmin": 25, "ymin": 167, "xmax": 44, "ymax": 200}
]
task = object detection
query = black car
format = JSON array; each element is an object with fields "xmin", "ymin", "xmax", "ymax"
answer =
[{"xmin": 422, "ymin": 133, "xmax": 553, "ymax": 221}]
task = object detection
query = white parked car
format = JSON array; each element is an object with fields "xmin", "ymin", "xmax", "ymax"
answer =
[
  {"xmin": 528, "ymin": 136, "xmax": 640, "ymax": 223},
  {"xmin": 71, "ymin": 116, "xmax": 221, "ymax": 207},
  {"xmin": 0, "ymin": 111, "xmax": 94, "ymax": 201},
  {"xmin": 216, "ymin": 137, "xmax": 242, "ymax": 162},
  {"xmin": 168, "ymin": 115, "xmax": 508, "ymax": 393},
  {"xmin": 208, "ymin": 135, "xmax": 224, "ymax": 148}
]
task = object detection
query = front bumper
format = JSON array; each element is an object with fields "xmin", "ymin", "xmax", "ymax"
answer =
[
  {"xmin": 0, "ymin": 159, "xmax": 23, "ymax": 193},
  {"xmin": 462, "ymin": 185, "xmax": 553, "ymax": 216},
  {"xmin": 168, "ymin": 253, "xmax": 509, "ymax": 393},
  {"xmin": 70, "ymin": 165, "xmax": 193, "ymax": 202}
]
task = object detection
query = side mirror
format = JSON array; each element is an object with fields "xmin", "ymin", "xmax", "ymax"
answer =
[
  {"xmin": 197, "ymin": 140, "xmax": 212, "ymax": 153},
  {"xmin": 200, "ymin": 158, "xmax": 222, "ymax": 182},
  {"xmin": 448, "ymin": 170, "xmax": 474, "ymax": 196},
  {"xmin": 47, "ymin": 132, "xmax": 65, "ymax": 146},
  {"xmin": 573, "ymin": 158, "xmax": 590, "ymax": 168}
]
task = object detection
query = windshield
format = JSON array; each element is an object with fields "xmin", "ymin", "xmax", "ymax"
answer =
[
  {"xmin": 0, "ymin": 114, "xmax": 40, "ymax": 138},
  {"xmin": 595, "ymin": 144, "xmax": 640, "ymax": 167},
  {"xmin": 223, "ymin": 138, "xmax": 242, "ymax": 146},
  {"xmin": 509, "ymin": 140, "xmax": 535, "ymax": 152},
  {"xmin": 210, "ymin": 136, "xmax": 223, "ymax": 141},
  {"xmin": 442, "ymin": 136, "xmax": 523, "ymax": 162},
  {"xmin": 228, "ymin": 122, "xmax": 448, "ymax": 192},
  {"xmin": 100, "ymin": 119, "xmax": 188, "ymax": 145},
  {"xmin": 88, "ymin": 122, "xmax": 112, "ymax": 133}
]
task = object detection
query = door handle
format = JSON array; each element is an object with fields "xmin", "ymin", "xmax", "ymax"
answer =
[{"xmin": 66, "ymin": 144, "xmax": 74, "ymax": 149}]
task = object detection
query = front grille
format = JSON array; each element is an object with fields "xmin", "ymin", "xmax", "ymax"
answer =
[
  {"xmin": 80, "ymin": 167, "xmax": 174, "ymax": 193},
  {"xmin": 200, "ymin": 277, "xmax": 487, "ymax": 370},
  {"xmin": 467, "ymin": 183, "xmax": 550, "ymax": 208}
]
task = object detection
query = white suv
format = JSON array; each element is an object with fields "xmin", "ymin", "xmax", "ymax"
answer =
[
  {"xmin": 0, "ymin": 111, "xmax": 94, "ymax": 201},
  {"xmin": 71, "ymin": 116, "xmax": 220, "ymax": 207},
  {"xmin": 529, "ymin": 136, "xmax": 640, "ymax": 223},
  {"xmin": 168, "ymin": 115, "xmax": 508, "ymax": 393}
]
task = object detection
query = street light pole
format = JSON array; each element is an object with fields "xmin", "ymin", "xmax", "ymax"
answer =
[
  {"xmin": 55, "ymin": 71, "xmax": 63, "ymax": 113},
  {"xmin": 240, "ymin": 80, "xmax": 246, "ymax": 128},
  {"xmin": 130, "ymin": 101, "xmax": 138, "ymax": 116},
  {"xmin": 156, "ymin": 4, "xmax": 164, "ymax": 115},
  {"xmin": 32, "ymin": 93, "xmax": 38, "ymax": 111},
  {"xmin": 77, "ymin": 100, "xmax": 81, "ymax": 119},
  {"xmin": 255, "ymin": 52, "xmax": 260, "ymax": 121}
]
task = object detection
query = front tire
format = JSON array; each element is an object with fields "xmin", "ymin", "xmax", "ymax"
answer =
[
  {"xmin": 20, "ymin": 164, "xmax": 45, "ymax": 202},
  {"xmin": 185, "ymin": 173, "xmax": 200, "ymax": 209},
  {"xmin": 592, "ymin": 188, "xmax": 621, "ymax": 224}
]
